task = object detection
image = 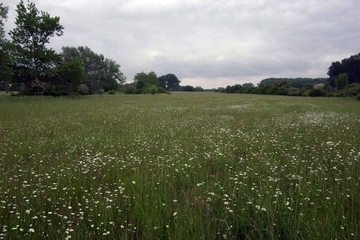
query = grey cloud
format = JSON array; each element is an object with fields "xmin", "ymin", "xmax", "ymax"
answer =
[{"xmin": 3, "ymin": 0, "xmax": 360, "ymax": 88}]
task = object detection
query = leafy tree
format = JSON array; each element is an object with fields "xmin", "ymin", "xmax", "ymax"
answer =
[
  {"xmin": 101, "ymin": 58, "xmax": 124, "ymax": 91},
  {"xmin": 0, "ymin": 4, "xmax": 12, "ymax": 88},
  {"xmin": 158, "ymin": 73, "xmax": 181, "ymax": 91},
  {"xmin": 242, "ymin": 83, "xmax": 254, "ymax": 88},
  {"xmin": 335, "ymin": 73, "xmax": 349, "ymax": 91},
  {"xmin": 224, "ymin": 84, "xmax": 242, "ymax": 93},
  {"xmin": 181, "ymin": 85, "xmax": 194, "ymax": 92},
  {"xmin": 61, "ymin": 46, "xmax": 125, "ymax": 93},
  {"xmin": 144, "ymin": 84, "xmax": 158, "ymax": 94},
  {"xmin": 328, "ymin": 53, "xmax": 360, "ymax": 86},
  {"xmin": 49, "ymin": 57, "xmax": 86, "ymax": 95},
  {"xmin": 134, "ymin": 71, "xmax": 158, "ymax": 86},
  {"xmin": 9, "ymin": 0, "xmax": 64, "ymax": 95},
  {"xmin": 307, "ymin": 88, "xmax": 327, "ymax": 97},
  {"xmin": 194, "ymin": 86, "xmax": 204, "ymax": 92},
  {"xmin": 123, "ymin": 83, "xmax": 136, "ymax": 94},
  {"xmin": 258, "ymin": 78, "xmax": 327, "ymax": 88},
  {"xmin": 275, "ymin": 80, "xmax": 290, "ymax": 88},
  {"xmin": 0, "ymin": 4, "xmax": 7, "ymax": 38},
  {"xmin": 135, "ymin": 80, "xmax": 145, "ymax": 90}
]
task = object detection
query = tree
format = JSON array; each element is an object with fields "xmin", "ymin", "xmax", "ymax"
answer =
[
  {"xmin": 0, "ymin": 3, "xmax": 12, "ymax": 87},
  {"xmin": 181, "ymin": 85, "xmax": 194, "ymax": 92},
  {"xmin": 242, "ymin": 83, "xmax": 254, "ymax": 88},
  {"xmin": 100, "ymin": 58, "xmax": 124, "ymax": 91},
  {"xmin": 134, "ymin": 71, "xmax": 158, "ymax": 86},
  {"xmin": 328, "ymin": 53, "xmax": 360, "ymax": 87},
  {"xmin": 47, "ymin": 57, "xmax": 86, "ymax": 95},
  {"xmin": 9, "ymin": 0, "xmax": 64, "ymax": 95},
  {"xmin": 158, "ymin": 73, "xmax": 181, "ymax": 91},
  {"xmin": 61, "ymin": 46, "xmax": 125, "ymax": 93},
  {"xmin": 335, "ymin": 73, "xmax": 349, "ymax": 91}
]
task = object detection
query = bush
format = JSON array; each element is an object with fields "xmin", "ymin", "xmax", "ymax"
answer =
[
  {"xmin": 78, "ymin": 84, "xmax": 89, "ymax": 95},
  {"xmin": 108, "ymin": 90, "xmax": 116, "ymax": 95},
  {"xmin": 143, "ymin": 85, "xmax": 158, "ymax": 95},
  {"xmin": 287, "ymin": 88, "xmax": 304, "ymax": 96},
  {"xmin": 348, "ymin": 83, "xmax": 360, "ymax": 96},
  {"xmin": 307, "ymin": 88, "xmax": 327, "ymax": 97},
  {"xmin": 157, "ymin": 87, "xmax": 170, "ymax": 94},
  {"xmin": 123, "ymin": 85, "xmax": 136, "ymax": 94}
]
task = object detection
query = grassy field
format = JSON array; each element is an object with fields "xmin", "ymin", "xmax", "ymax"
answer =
[{"xmin": 0, "ymin": 92, "xmax": 359, "ymax": 239}]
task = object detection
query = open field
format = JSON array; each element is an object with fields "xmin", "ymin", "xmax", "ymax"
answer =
[{"xmin": 0, "ymin": 92, "xmax": 359, "ymax": 239}]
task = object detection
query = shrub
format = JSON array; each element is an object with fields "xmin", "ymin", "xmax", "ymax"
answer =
[
  {"xmin": 108, "ymin": 90, "xmax": 116, "ymax": 95},
  {"xmin": 348, "ymin": 83, "xmax": 360, "ymax": 96},
  {"xmin": 157, "ymin": 87, "xmax": 170, "ymax": 94},
  {"xmin": 78, "ymin": 84, "xmax": 90, "ymax": 95},
  {"xmin": 144, "ymin": 85, "xmax": 158, "ymax": 95},
  {"xmin": 308, "ymin": 88, "xmax": 327, "ymax": 97},
  {"xmin": 124, "ymin": 85, "xmax": 136, "ymax": 94}
]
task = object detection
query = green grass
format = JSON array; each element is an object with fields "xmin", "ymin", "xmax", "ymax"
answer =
[{"xmin": 0, "ymin": 92, "xmax": 359, "ymax": 239}]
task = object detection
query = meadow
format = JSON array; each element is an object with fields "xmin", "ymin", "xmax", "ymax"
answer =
[{"xmin": 0, "ymin": 92, "xmax": 359, "ymax": 239}]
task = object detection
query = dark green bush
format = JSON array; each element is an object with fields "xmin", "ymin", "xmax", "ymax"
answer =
[
  {"xmin": 78, "ymin": 84, "xmax": 89, "ymax": 95},
  {"xmin": 124, "ymin": 85, "xmax": 136, "ymax": 94},
  {"xmin": 308, "ymin": 88, "xmax": 327, "ymax": 97}
]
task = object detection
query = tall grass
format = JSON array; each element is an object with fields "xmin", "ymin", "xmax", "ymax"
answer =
[{"xmin": 0, "ymin": 92, "xmax": 359, "ymax": 239}]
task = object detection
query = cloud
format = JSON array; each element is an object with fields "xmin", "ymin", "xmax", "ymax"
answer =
[{"xmin": 4, "ymin": 0, "xmax": 360, "ymax": 88}]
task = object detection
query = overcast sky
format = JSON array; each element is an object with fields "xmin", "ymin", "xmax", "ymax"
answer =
[{"xmin": 4, "ymin": 0, "xmax": 360, "ymax": 88}]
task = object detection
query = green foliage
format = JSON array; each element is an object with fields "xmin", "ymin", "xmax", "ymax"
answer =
[
  {"xmin": 224, "ymin": 84, "xmax": 242, "ymax": 93},
  {"xmin": 0, "ymin": 3, "xmax": 7, "ymax": 39},
  {"xmin": 242, "ymin": 83, "xmax": 255, "ymax": 88},
  {"xmin": 135, "ymin": 80, "xmax": 145, "ymax": 90},
  {"xmin": 306, "ymin": 88, "xmax": 328, "ymax": 97},
  {"xmin": 132, "ymin": 72, "xmax": 169, "ymax": 94},
  {"xmin": 259, "ymin": 78, "xmax": 328, "ymax": 88},
  {"xmin": 0, "ymin": 4, "xmax": 12, "ymax": 86},
  {"xmin": 143, "ymin": 84, "xmax": 158, "ymax": 94},
  {"xmin": 158, "ymin": 73, "xmax": 181, "ymax": 91},
  {"xmin": 9, "ymin": 0, "xmax": 64, "ymax": 95},
  {"xmin": 357, "ymin": 93, "xmax": 360, "ymax": 100},
  {"xmin": 123, "ymin": 84, "xmax": 136, "ymax": 94},
  {"xmin": 348, "ymin": 83, "xmax": 360, "ymax": 96},
  {"xmin": 134, "ymin": 71, "xmax": 158, "ymax": 86},
  {"xmin": 328, "ymin": 53, "xmax": 360, "ymax": 86},
  {"xmin": 181, "ymin": 85, "xmax": 195, "ymax": 91},
  {"xmin": 54, "ymin": 57, "xmax": 86, "ymax": 95},
  {"xmin": 287, "ymin": 88, "xmax": 306, "ymax": 96},
  {"xmin": 78, "ymin": 84, "xmax": 89, "ymax": 95},
  {"xmin": 157, "ymin": 86, "xmax": 170, "ymax": 94},
  {"xmin": 61, "ymin": 46, "xmax": 125, "ymax": 93},
  {"xmin": 335, "ymin": 73, "xmax": 349, "ymax": 90},
  {"xmin": 108, "ymin": 89, "xmax": 116, "ymax": 95}
]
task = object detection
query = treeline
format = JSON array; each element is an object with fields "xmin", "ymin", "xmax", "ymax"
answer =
[
  {"xmin": 0, "ymin": 1, "xmax": 206, "ymax": 96},
  {"xmin": 0, "ymin": 1, "xmax": 124, "ymax": 96},
  {"xmin": 258, "ymin": 78, "xmax": 328, "ymax": 88},
  {"xmin": 222, "ymin": 53, "xmax": 360, "ymax": 99},
  {"xmin": 122, "ymin": 72, "xmax": 204, "ymax": 94}
]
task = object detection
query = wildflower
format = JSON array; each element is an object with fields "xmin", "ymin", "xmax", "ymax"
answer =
[{"xmin": 29, "ymin": 228, "xmax": 35, "ymax": 233}]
